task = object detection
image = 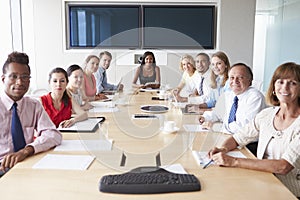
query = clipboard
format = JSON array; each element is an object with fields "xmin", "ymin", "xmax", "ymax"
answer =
[{"xmin": 58, "ymin": 117, "xmax": 105, "ymax": 132}]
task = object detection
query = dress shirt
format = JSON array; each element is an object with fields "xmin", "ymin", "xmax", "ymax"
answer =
[
  {"xmin": 0, "ymin": 92, "xmax": 62, "ymax": 160},
  {"xmin": 187, "ymin": 69, "xmax": 212, "ymax": 104},
  {"xmin": 203, "ymin": 87, "xmax": 266, "ymax": 134},
  {"xmin": 233, "ymin": 107, "xmax": 300, "ymax": 197},
  {"xmin": 94, "ymin": 66, "xmax": 117, "ymax": 93}
]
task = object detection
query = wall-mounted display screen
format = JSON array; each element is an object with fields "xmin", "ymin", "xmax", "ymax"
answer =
[
  {"xmin": 67, "ymin": 4, "xmax": 216, "ymax": 49},
  {"xmin": 143, "ymin": 6, "xmax": 215, "ymax": 49}
]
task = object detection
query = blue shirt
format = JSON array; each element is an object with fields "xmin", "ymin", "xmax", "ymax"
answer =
[{"xmin": 94, "ymin": 66, "xmax": 117, "ymax": 93}]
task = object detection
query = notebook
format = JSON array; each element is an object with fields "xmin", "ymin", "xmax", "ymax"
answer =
[{"xmin": 58, "ymin": 117, "xmax": 105, "ymax": 132}]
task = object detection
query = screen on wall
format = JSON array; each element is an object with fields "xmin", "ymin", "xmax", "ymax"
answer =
[
  {"xmin": 67, "ymin": 4, "xmax": 216, "ymax": 49},
  {"xmin": 68, "ymin": 5, "xmax": 140, "ymax": 48},
  {"xmin": 143, "ymin": 6, "xmax": 216, "ymax": 49}
]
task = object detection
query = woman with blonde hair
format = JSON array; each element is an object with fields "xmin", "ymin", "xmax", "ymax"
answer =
[{"xmin": 173, "ymin": 54, "xmax": 196, "ymax": 98}]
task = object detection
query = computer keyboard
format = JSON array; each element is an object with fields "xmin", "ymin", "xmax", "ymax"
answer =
[{"xmin": 99, "ymin": 166, "xmax": 201, "ymax": 194}]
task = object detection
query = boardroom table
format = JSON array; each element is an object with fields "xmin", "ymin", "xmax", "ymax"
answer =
[{"xmin": 0, "ymin": 90, "xmax": 297, "ymax": 200}]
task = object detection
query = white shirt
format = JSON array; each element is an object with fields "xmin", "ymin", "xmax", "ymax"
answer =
[
  {"xmin": 187, "ymin": 68, "xmax": 212, "ymax": 104},
  {"xmin": 203, "ymin": 87, "xmax": 266, "ymax": 134},
  {"xmin": 179, "ymin": 71, "xmax": 197, "ymax": 97}
]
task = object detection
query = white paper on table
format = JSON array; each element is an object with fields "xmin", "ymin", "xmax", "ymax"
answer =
[
  {"xmin": 89, "ymin": 107, "xmax": 119, "ymax": 113},
  {"xmin": 192, "ymin": 151, "xmax": 246, "ymax": 166},
  {"xmin": 172, "ymin": 102, "xmax": 188, "ymax": 108},
  {"xmin": 54, "ymin": 140, "xmax": 113, "ymax": 152},
  {"xmin": 183, "ymin": 124, "xmax": 209, "ymax": 132},
  {"xmin": 32, "ymin": 154, "xmax": 95, "ymax": 170},
  {"xmin": 161, "ymin": 163, "xmax": 187, "ymax": 174}
]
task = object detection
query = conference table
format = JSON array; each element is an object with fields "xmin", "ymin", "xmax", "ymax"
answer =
[{"xmin": 0, "ymin": 90, "xmax": 297, "ymax": 200}]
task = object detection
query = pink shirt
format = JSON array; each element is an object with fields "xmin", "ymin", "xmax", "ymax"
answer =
[
  {"xmin": 0, "ymin": 92, "xmax": 62, "ymax": 160},
  {"xmin": 84, "ymin": 73, "xmax": 97, "ymax": 97}
]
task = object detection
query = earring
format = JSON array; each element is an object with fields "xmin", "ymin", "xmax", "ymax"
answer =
[{"xmin": 272, "ymin": 91, "xmax": 276, "ymax": 95}]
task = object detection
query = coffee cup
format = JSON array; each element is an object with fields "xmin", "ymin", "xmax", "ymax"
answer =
[
  {"xmin": 163, "ymin": 121, "xmax": 176, "ymax": 132},
  {"xmin": 159, "ymin": 90, "xmax": 166, "ymax": 99}
]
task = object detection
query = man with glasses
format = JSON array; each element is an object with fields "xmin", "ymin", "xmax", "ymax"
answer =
[{"xmin": 0, "ymin": 51, "xmax": 62, "ymax": 177}]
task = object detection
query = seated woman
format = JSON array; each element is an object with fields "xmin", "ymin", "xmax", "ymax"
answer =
[
  {"xmin": 173, "ymin": 54, "xmax": 196, "ymax": 98},
  {"xmin": 82, "ymin": 55, "xmax": 108, "ymax": 101},
  {"xmin": 132, "ymin": 51, "xmax": 161, "ymax": 89},
  {"xmin": 66, "ymin": 64, "xmax": 92, "ymax": 111},
  {"xmin": 208, "ymin": 62, "xmax": 300, "ymax": 198},
  {"xmin": 40, "ymin": 67, "xmax": 88, "ymax": 128}
]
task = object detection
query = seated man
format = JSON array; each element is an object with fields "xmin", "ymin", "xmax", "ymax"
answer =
[
  {"xmin": 0, "ymin": 51, "xmax": 62, "ymax": 176},
  {"xmin": 94, "ymin": 51, "xmax": 123, "ymax": 94},
  {"xmin": 199, "ymin": 63, "xmax": 266, "ymax": 155}
]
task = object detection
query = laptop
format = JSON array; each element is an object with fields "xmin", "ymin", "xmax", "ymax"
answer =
[
  {"xmin": 58, "ymin": 117, "xmax": 105, "ymax": 132},
  {"xmin": 102, "ymin": 78, "xmax": 123, "ymax": 95}
]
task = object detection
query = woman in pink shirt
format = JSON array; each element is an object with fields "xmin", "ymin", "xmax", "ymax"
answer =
[{"xmin": 82, "ymin": 55, "xmax": 107, "ymax": 101}]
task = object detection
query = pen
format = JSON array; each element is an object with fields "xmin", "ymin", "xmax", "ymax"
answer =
[{"xmin": 202, "ymin": 159, "xmax": 213, "ymax": 169}]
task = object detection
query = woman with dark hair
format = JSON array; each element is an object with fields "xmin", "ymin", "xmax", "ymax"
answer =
[
  {"xmin": 132, "ymin": 51, "xmax": 161, "ymax": 89},
  {"xmin": 208, "ymin": 62, "xmax": 300, "ymax": 198},
  {"xmin": 66, "ymin": 64, "xmax": 92, "ymax": 111},
  {"xmin": 40, "ymin": 67, "xmax": 88, "ymax": 128}
]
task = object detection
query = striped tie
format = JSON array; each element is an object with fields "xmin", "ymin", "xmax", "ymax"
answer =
[{"xmin": 228, "ymin": 96, "xmax": 238, "ymax": 123}]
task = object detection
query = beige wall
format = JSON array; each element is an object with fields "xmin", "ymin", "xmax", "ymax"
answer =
[{"xmin": 21, "ymin": 0, "xmax": 256, "ymax": 91}]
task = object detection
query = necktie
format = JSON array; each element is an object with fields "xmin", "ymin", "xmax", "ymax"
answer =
[
  {"xmin": 198, "ymin": 76, "xmax": 204, "ymax": 96},
  {"xmin": 228, "ymin": 96, "xmax": 238, "ymax": 124},
  {"xmin": 11, "ymin": 102, "xmax": 26, "ymax": 152}
]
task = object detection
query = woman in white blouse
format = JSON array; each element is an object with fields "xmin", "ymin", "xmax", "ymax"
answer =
[
  {"xmin": 208, "ymin": 62, "xmax": 300, "ymax": 198},
  {"xmin": 173, "ymin": 54, "xmax": 196, "ymax": 98}
]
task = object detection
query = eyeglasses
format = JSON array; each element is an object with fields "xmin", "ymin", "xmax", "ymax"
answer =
[{"xmin": 5, "ymin": 73, "xmax": 31, "ymax": 82}]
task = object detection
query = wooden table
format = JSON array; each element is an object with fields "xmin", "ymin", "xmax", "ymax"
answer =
[{"xmin": 0, "ymin": 91, "xmax": 297, "ymax": 200}]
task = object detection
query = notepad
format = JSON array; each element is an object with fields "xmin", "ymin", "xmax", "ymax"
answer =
[
  {"xmin": 192, "ymin": 151, "xmax": 246, "ymax": 167},
  {"xmin": 32, "ymin": 154, "xmax": 95, "ymax": 170},
  {"xmin": 58, "ymin": 118, "xmax": 104, "ymax": 132},
  {"xmin": 54, "ymin": 139, "xmax": 113, "ymax": 151},
  {"xmin": 183, "ymin": 124, "xmax": 208, "ymax": 132},
  {"xmin": 89, "ymin": 107, "xmax": 119, "ymax": 113}
]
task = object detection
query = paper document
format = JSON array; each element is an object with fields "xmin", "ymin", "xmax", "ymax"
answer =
[
  {"xmin": 54, "ymin": 139, "xmax": 113, "ymax": 151},
  {"xmin": 89, "ymin": 107, "xmax": 119, "ymax": 113},
  {"xmin": 32, "ymin": 154, "xmax": 95, "ymax": 170},
  {"xmin": 161, "ymin": 163, "xmax": 187, "ymax": 174},
  {"xmin": 183, "ymin": 124, "xmax": 209, "ymax": 132},
  {"xmin": 192, "ymin": 151, "xmax": 246, "ymax": 167}
]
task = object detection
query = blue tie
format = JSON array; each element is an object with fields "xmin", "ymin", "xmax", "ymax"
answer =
[
  {"xmin": 228, "ymin": 96, "xmax": 238, "ymax": 124},
  {"xmin": 11, "ymin": 102, "xmax": 26, "ymax": 152},
  {"xmin": 198, "ymin": 77, "xmax": 204, "ymax": 96}
]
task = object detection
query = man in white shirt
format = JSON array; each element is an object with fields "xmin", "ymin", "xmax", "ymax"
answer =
[{"xmin": 199, "ymin": 63, "xmax": 266, "ymax": 155}]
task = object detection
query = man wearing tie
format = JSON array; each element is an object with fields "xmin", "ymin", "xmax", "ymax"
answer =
[
  {"xmin": 94, "ymin": 51, "xmax": 123, "ymax": 94},
  {"xmin": 199, "ymin": 63, "xmax": 266, "ymax": 155},
  {"xmin": 0, "ymin": 51, "xmax": 62, "ymax": 176}
]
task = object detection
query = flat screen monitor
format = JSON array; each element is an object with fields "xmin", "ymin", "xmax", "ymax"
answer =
[{"xmin": 143, "ymin": 5, "xmax": 216, "ymax": 49}]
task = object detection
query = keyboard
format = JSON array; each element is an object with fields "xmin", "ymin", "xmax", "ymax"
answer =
[{"xmin": 99, "ymin": 166, "xmax": 201, "ymax": 194}]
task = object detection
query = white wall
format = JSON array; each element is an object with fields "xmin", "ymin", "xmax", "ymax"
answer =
[{"xmin": 20, "ymin": 0, "xmax": 256, "ymax": 91}]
